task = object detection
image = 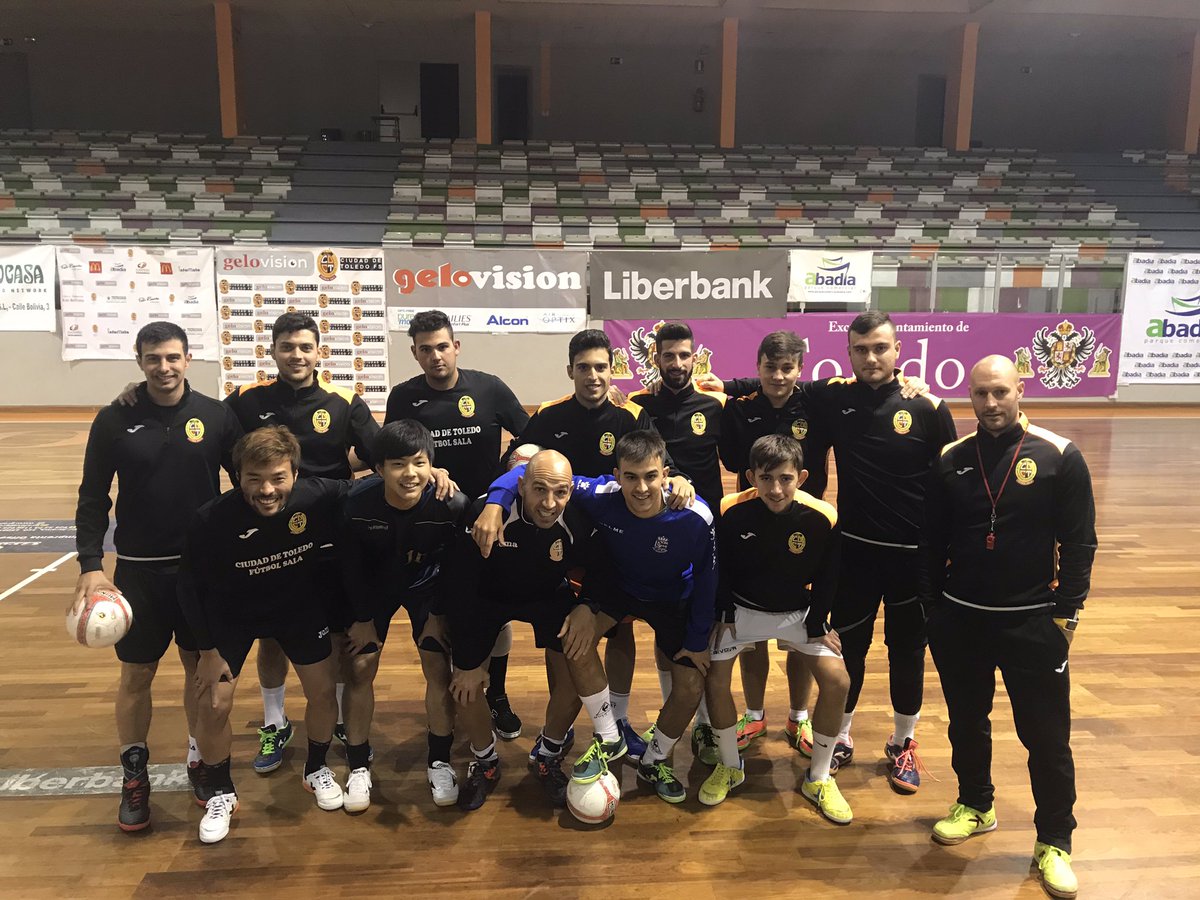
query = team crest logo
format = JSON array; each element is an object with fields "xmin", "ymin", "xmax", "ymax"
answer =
[
  {"xmin": 1015, "ymin": 458, "xmax": 1037, "ymax": 485},
  {"xmin": 791, "ymin": 419, "xmax": 808, "ymax": 440},
  {"xmin": 653, "ymin": 535, "xmax": 669, "ymax": 553},
  {"xmin": 316, "ymin": 250, "xmax": 339, "ymax": 282},
  {"xmin": 549, "ymin": 539, "xmax": 564, "ymax": 562},
  {"xmin": 458, "ymin": 396, "xmax": 476, "ymax": 418},
  {"xmin": 625, "ymin": 320, "xmax": 714, "ymax": 389},
  {"xmin": 690, "ymin": 412, "xmax": 707, "ymax": 435},
  {"xmin": 184, "ymin": 418, "xmax": 205, "ymax": 442},
  {"xmin": 1013, "ymin": 346, "xmax": 1034, "ymax": 378},
  {"xmin": 1030, "ymin": 320, "xmax": 1096, "ymax": 390},
  {"xmin": 611, "ymin": 348, "xmax": 633, "ymax": 380},
  {"xmin": 285, "ymin": 280, "xmax": 296, "ymax": 295},
  {"xmin": 787, "ymin": 532, "xmax": 807, "ymax": 555},
  {"xmin": 893, "ymin": 410, "xmax": 912, "ymax": 435},
  {"xmin": 288, "ymin": 512, "xmax": 308, "ymax": 534},
  {"xmin": 599, "ymin": 432, "xmax": 616, "ymax": 456},
  {"xmin": 219, "ymin": 279, "xmax": 229, "ymax": 294},
  {"xmin": 1088, "ymin": 345, "xmax": 1112, "ymax": 377},
  {"xmin": 312, "ymin": 409, "xmax": 331, "ymax": 434}
]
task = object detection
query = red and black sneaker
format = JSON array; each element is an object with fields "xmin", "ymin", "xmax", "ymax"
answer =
[
  {"xmin": 118, "ymin": 772, "xmax": 151, "ymax": 832},
  {"xmin": 458, "ymin": 757, "xmax": 502, "ymax": 811},
  {"xmin": 886, "ymin": 735, "xmax": 927, "ymax": 794}
]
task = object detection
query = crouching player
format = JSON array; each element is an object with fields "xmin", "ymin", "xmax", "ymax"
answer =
[
  {"xmin": 179, "ymin": 426, "xmax": 347, "ymax": 844},
  {"xmin": 700, "ymin": 435, "xmax": 854, "ymax": 824},
  {"xmin": 446, "ymin": 449, "xmax": 597, "ymax": 809},
  {"xmin": 477, "ymin": 431, "xmax": 714, "ymax": 804}
]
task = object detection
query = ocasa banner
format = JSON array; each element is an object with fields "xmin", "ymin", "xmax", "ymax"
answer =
[
  {"xmin": 788, "ymin": 250, "xmax": 874, "ymax": 306},
  {"xmin": 0, "ymin": 246, "xmax": 55, "ymax": 331},
  {"xmin": 383, "ymin": 249, "xmax": 586, "ymax": 333},
  {"xmin": 58, "ymin": 246, "xmax": 216, "ymax": 360},
  {"xmin": 604, "ymin": 313, "xmax": 1120, "ymax": 399},
  {"xmin": 1118, "ymin": 252, "xmax": 1200, "ymax": 383},
  {"xmin": 589, "ymin": 250, "xmax": 788, "ymax": 320},
  {"xmin": 215, "ymin": 248, "xmax": 390, "ymax": 411}
]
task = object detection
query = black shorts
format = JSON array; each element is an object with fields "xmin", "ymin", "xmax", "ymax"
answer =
[
  {"xmin": 594, "ymin": 585, "xmax": 694, "ymax": 666},
  {"xmin": 451, "ymin": 582, "xmax": 575, "ymax": 671},
  {"xmin": 113, "ymin": 561, "xmax": 197, "ymax": 664},
  {"xmin": 216, "ymin": 601, "xmax": 332, "ymax": 678},
  {"xmin": 314, "ymin": 554, "xmax": 350, "ymax": 634},
  {"xmin": 348, "ymin": 584, "xmax": 444, "ymax": 655}
]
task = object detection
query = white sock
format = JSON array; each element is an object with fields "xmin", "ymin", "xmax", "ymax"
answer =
[
  {"xmin": 335, "ymin": 683, "xmax": 345, "ymax": 723},
  {"xmin": 642, "ymin": 727, "xmax": 679, "ymax": 765},
  {"xmin": 187, "ymin": 735, "xmax": 200, "ymax": 766},
  {"xmin": 581, "ymin": 689, "xmax": 620, "ymax": 743},
  {"xmin": 715, "ymin": 725, "xmax": 740, "ymax": 768},
  {"xmin": 743, "ymin": 708, "xmax": 764, "ymax": 722},
  {"xmin": 789, "ymin": 708, "xmax": 809, "ymax": 724},
  {"xmin": 808, "ymin": 730, "xmax": 837, "ymax": 782},
  {"xmin": 472, "ymin": 739, "xmax": 498, "ymax": 763},
  {"xmin": 694, "ymin": 695, "xmax": 711, "ymax": 726},
  {"xmin": 838, "ymin": 711, "xmax": 855, "ymax": 743},
  {"xmin": 262, "ymin": 684, "xmax": 286, "ymax": 729},
  {"xmin": 894, "ymin": 711, "xmax": 919, "ymax": 745},
  {"xmin": 610, "ymin": 690, "xmax": 630, "ymax": 725},
  {"xmin": 656, "ymin": 668, "xmax": 672, "ymax": 704}
]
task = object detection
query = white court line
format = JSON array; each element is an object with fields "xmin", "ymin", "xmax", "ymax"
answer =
[{"xmin": 0, "ymin": 551, "xmax": 77, "ymax": 603}]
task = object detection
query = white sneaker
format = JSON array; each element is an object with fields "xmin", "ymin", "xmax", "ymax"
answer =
[
  {"xmin": 427, "ymin": 761, "xmax": 459, "ymax": 807},
  {"xmin": 304, "ymin": 765, "xmax": 345, "ymax": 811},
  {"xmin": 344, "ymin": 767, "xmax": 372, "ymax": 813},
  {"xmin": 199, "ymin": 792, "xmax": 238, "ymax": 844}
]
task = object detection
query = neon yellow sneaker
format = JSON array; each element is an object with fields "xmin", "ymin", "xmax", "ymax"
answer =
[
  {"xmin": 784, "ymin": 718, "xmax": 813, "ymax": 757},
  {"xmin": 1032, "ymin": 843, "xmax": 1078, "ymax": 899},
  {"xmin": 697, "ymin": 762, "xmax": 745, "ymax": 807},
  {"xmin": 691, "ymin": 723, "xmax": 720, "ymax": 765},
  {"xmin": 800, "ymin": 770, "xmax": 853, "ymax": 824},
  {"xmin": 932, "ymin": 802, "xmax": 997, "ymax": 845}
]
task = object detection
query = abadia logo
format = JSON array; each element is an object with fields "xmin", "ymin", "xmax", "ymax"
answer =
[
  {"xmin": 806, "ymin": 256, "xmax": 857, "ymax": 287},
  {"xmin": 1148, "ymin": 295, "xmax": 1200, "ymax": 337}
]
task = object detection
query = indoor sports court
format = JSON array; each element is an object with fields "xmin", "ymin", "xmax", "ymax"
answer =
[{"xmin": 0, "ymin": 2, "xmax": 1198, "ymax": 899}]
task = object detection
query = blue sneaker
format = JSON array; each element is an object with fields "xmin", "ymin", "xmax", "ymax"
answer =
[
  {"xmin": 528, "ymin": 726, "xmax": 575, "ymax": 764},
  {"xmin": 619, "ymin": 719, "xmax": 648, "ymax": 762},
  {"xmin": 254, "ymin": 720, "xmax": 294, "ymax": 774}
]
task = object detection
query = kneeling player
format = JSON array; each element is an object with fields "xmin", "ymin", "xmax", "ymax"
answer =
[
  {"xmin": 700, "ymin": 435, "xmax": 853, "ymax": 824},
  {"xmin": 447, "ymin": 449, "xmax": 597, "ymax": 809},
  {"xmin": 337, "ymin": 420, "xmax": 468, "ymax": 812},
  {"xmin": 180, "ymin": 427, "xmax": 347, "ymax": 844}
]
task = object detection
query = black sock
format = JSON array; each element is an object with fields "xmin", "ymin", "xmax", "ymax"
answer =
[
  {"xmin": 304, "ymin": 739, "xmax": 331, "ymax": 777},
  {"xmin": 473, "ymin": 738, "xmax": 498, "ymax": 763},
  {"xmin": 486, "ymin": 655, "xmax": 509, "ymax": 702},
  {"xmin": 120, "ymin": 744, "xmax": 149, "ymax": 778},
  {"xmin": 202, "ymin": 757, "xmax": 235, "ymax": 793},
  {"xmin": 427, "ymin": 731, "xmax": 453, "ymax": 766},
  {"xmin": 347, "ymin": 741, "xmax": 371, "ymax": 771},
  {"xmin": 538, "ymin": 735, "xmax": 564, "ymax": 759}
]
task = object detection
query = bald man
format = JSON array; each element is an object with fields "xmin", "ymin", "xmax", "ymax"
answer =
[
  {"xmin": 446, "ymin": 450, "xmax": 599, "ymax": 808},
  {"xmin": 919, "ymin": 355, "xmax": 1096, "ymax": 899}
]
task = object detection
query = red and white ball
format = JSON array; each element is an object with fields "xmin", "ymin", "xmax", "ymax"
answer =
[
  {"xmin": 67, "ymin": 589, "xmax": 133, "ymax": 648},
  {"xmin": 507, "ymin": 443, "xmax": 544, "ymax": 471},
  {"xmin": 566, "ymin": 770, "xmax": 620, "ymax": 824}
]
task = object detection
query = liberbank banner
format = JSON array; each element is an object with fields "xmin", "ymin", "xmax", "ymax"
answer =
[
  {"xmin": 383, "ymin": 250, "xmax": 587, "ymax": 333},
  {"xmin": 589, "ymin": 251, "xmax": 788, "ymax": 320},
  {"xmin": 604, "ymin": 313, "xmax": 1120, "ymax": 399},
  {"xmin": 1118, "ymin": 253, "xmax": 1200, "ymax": 383}
]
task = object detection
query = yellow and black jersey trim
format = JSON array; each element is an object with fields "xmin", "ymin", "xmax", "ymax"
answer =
[
  {"xmin": 720, "ymin": 486, "xmax": 837, "ymax": 526},
  {"xmin": 536, "ymin": 393, "xmax": 575, "ymax": 413}
]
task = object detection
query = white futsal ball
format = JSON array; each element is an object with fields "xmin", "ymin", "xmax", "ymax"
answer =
[
  {"xmin": 566, "ymin": 771, "xmax": 620, "ymax": 824},
  {"xmin": 67, "ymin": 589, "xmax": 133, "ymax": 648},
  {"xmin": 508, "ymin": 443, "xmax": 544, "ymax": 471}
]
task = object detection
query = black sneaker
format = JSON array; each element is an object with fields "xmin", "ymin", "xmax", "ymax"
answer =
[
  {"xmin": 118, "ymin": 746, "xmax": 150, "ymax": 833},
  {"xmin": 488, "ymin": 695, "xmax": 522, "ymax": 740},
  {"xmin": 535, "ymin": 755, "xmax": 570, "ymax": 807},
  {"xmin": 333, "ymin": 723, "xmax": 374, "ymax": 763},
  {"xmin": 187, "ymin": 762, "xmax": 215, "ymax": 808},
  {"xmin": 457, "ymin": 758, "xmax": 502, "ymax": 812}
]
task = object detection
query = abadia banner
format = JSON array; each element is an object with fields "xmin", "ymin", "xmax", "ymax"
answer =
[{"xmin": 788, "ymin": 250, "xmax": 874, "ymax": 306}]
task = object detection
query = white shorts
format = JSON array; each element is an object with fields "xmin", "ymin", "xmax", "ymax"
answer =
[{"xmin": 710, "ymin": 606, "xmax": 841, "ymax": 661}]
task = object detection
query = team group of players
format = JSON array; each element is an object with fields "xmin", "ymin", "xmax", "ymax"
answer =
[{"xmin": 72, "ymin": 305, "xmax": 1095, "ymax": 899}]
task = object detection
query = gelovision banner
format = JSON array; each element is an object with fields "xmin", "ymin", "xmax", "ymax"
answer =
[
  {"xmin": 215, "ymin": 248, "xmax": 390, "ymax": 411},
  {"xmin": 604, "ymin": 313, "xmax": 1120, "ymax": 399},
  {"xmin": 383, "ymin": 249, "xmax": 587, "ymax": 333}
]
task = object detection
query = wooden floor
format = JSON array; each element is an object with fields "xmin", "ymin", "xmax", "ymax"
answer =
[{"xmin": 0, "ymin": 407, "xmax": 1198, "ymax": 899}]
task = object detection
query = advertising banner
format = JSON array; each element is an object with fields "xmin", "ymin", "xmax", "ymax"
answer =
[
  {"xmin": 788, "ymin": 250, "xmax": 875, "ymax": 306},
  {"xmin": 58, "ymin": 247, "xmax": 216, "ymax": 361},
  {"xmin": 604, "ymin": 313, "xmax": 1120, "ymax": 399},
  {"xmin": 589, "ymin": 251, "xmax": 788, "ymax": 320},
  {"xmin": 215, "ymin": 248, "xmax": 390, "ymax": 411},
  {"xmin": 0, "ymin": 246, "xmax": 55, "ymax": 332},
  {"xmin": 1118, "ymin": 252, "xmax": 1200, "ymax": 383},
  {"xmin": 383, "ymin": 249, "xmax": 587, "ymax": 333}
]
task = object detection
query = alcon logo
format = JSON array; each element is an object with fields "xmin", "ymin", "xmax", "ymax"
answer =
[
  {"xmin": 392, "ymin": 263, "xmax": 581, "ymax": 295},
  {"xmin": 1148, "ymin": 295, "xmax": 1200, "ymax": 338},
  {"xmin": 602, "ymin": 269, "xmax": 774, "ymax": 301},
  {"xmin": 806, "ymin": 256, "xmax": 857, "ymax": 287}
]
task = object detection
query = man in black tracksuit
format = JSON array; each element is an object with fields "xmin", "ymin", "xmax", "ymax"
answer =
[
  {"xmin": 920, "ymin": 355, "xmax": 1096, "ymax": 900},
  {"xmin": 74, "ymin": 321, "xmax": 241, "ymax": 833}
]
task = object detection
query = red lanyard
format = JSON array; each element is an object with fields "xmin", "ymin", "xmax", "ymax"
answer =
[{"xmin": 975, "ymin": 429, "xmax": 1026, "ymax": 551}]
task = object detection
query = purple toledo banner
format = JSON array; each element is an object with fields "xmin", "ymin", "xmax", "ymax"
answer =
[{"xmin": 604, "ymin": 313, "xmax": 1121, "ymax": 399}]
